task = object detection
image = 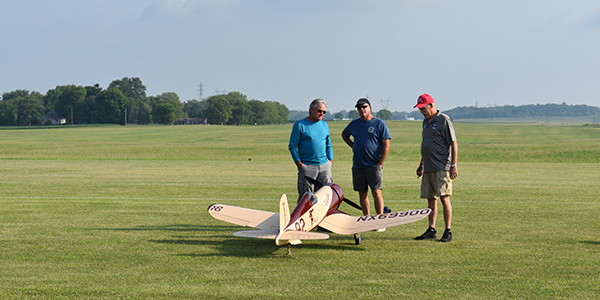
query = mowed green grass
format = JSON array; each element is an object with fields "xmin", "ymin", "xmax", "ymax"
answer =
[{"xmin": 1, "ymin": 122, "xmax": 599, "ymax": 299}]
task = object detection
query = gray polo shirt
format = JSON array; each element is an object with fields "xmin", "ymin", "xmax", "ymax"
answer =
[{"xmin": 421, "ymin": 111, "xmax": 457, "ymax": 172}]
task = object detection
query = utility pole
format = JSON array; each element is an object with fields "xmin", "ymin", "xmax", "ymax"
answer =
[
  {"xmin": 125, "ymin": 108, "xmax": 127, "ymax": 125},
  {"xmin": 71, "ymin": 107, "xmax": 73, "ymax": 125}
]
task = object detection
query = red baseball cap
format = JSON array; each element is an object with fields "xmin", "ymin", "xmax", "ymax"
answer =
[{"xmin": 414, "ymin": 94, "xmax": 434, "ymax": 108}]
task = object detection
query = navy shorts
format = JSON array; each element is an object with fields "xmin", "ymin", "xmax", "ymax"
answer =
[{"xmin": 352, "ymin": 165, "xmax": 383, "ymax": 192}]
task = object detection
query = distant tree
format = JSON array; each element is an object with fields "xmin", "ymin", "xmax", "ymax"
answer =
[
  {"xmin": 203, "ymin": 94, "xmax": 232, "ymax": 124},
  {"xmin": 267, "ymin": 101, "xmax": 289, "ymax": 124},
  {"xmin": 92, "ymin": 87, "xmax": 129, "ymax": 124},
  {"xmin": 43, "ymin": 86, "xmax": 68, "ymax": 112},
  {"xmin": 288, "ymin": 110, "xmax": 307, "ymax": 121},
  {"xmin": 137, "ymin": 103, "xmax": 152, "ymax": 124},
  {"xmin": 17, "ymin": 93, "xmax": 45, "ymax": 125},
  {"xmin": 149, "ymin": 92, "xmax": 185, "ymax": 121},
  {"xmin": 376, "ymin": 109, "xmax": 392, "ymax": 120},
  {"xmin": 248, "ymin": 100, "xmax": 266, "ymax": 125},
  {"xmin": 79, "ymin": 84, "xmax": 103, "ymax": 124},
  {"xmin": 2, "ymin": 89, "xmax": 31, "ymax": 101},
  {"xmin": 348, "ymin": 110, "xmax": 359, "ymax": 119},
  {"xmin": 334, "ymin": 112, "xmax": 343, "ymax": 120},
  {"xmin": 109, "ymin": 77, "xmax": 147, "ymax": 101},
  {"xmin": 0, "ymin": 100, "xmax": 17, "ymax": 125},
  {"xmin": 152, "ymin": 103, "xmax": 177, "ymax": 124},
  {"xmin": 0, "ymin": 90, "xmax": 45, "ymax": 126},
  {"xmin": 54, "ymin": 85, "xmax": 87, "ymax": 124},
  {"xmin": 226, "ymin": 92, "xmax": 251, "ymax": 125},
  {"xmin": 110, "ymin": 77, "xmax": 149, "ymax": 125},
  {"xmin": 183, "ymin": 99, "xmax": 204, "ymax": 118}
]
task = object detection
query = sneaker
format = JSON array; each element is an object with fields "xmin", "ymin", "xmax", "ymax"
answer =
[
  {"xmin": 415, "ymin": 227, "xmax": 437, "ymax": 240},
  {"xmin": 439, "ymin": 229, "xmax": 452, "ymax": 242},
  {"xmin": 376, "ymin": 228, "xmax": 386, "ymax": 232}
]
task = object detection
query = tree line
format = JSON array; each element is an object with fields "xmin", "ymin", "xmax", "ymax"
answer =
[
  {"xmin": 289, "ymin": 108, "xmax": 398, "ymax": 121},
  {"xmin": 444, "ymin": 103, "xmax": 600, "ymax": 120},
  {"xmin": 0, "ymin": 77, "xmax": 289, "ymax": 126},
  {"xmin": 184, "ymin": 92, "xmax": 288, "ymax": 125},
  {"xmin": 289, "ymin": 102, "xmax": 600, "ymax": 122}
]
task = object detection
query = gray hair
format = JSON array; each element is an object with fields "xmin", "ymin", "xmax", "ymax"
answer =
[{"xmin": 309, "ymin": 98, "xmax": 327, "ymax": 110}]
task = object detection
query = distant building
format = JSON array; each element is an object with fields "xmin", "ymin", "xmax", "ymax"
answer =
[
  {"xmin": 174, "ymin": 118, "xmax": 207, "ymax": 125},
  {"xmin": 41, "ymin": 111, "xmax": 66, "ymax": 125}
]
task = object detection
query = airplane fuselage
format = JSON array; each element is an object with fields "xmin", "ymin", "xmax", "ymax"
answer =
[{"xmin": 284, "ymin": 183, "xmax": 343, "ymax": 233}]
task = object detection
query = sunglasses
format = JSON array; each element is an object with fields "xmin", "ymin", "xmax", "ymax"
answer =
[
  {"xmin": 317, "ymin": 109, "xmax": 326, "ymax": 114},
  {"xmin": 357, "ymin": 105, "xmax": 369, "ymax": 110}
]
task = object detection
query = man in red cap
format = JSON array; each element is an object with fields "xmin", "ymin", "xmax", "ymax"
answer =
[{"xmin": 414, "ymin": 94, "xmax": 458, "ymax": 242}]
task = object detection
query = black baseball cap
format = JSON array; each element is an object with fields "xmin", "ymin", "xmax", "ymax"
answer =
[{"xmin": 355, "ymin": 98, "xmax": 371, "ymax": 107}]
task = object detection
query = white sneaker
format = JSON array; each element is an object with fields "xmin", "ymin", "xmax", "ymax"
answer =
[{"xmin": 376, "ymin": 228, "xmax": 386, "ymax": 232}]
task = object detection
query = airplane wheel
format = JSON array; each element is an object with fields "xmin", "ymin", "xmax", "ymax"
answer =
[{"xmin": 354, "ymin": 234, "xmax": 362, "ymax": 245}]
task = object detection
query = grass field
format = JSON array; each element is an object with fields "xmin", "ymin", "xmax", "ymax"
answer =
[{"xmin": 1, "ymin": 122, "xmax": 599, "ymax": 299}]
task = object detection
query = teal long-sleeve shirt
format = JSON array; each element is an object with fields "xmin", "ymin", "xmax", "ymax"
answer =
[{"xmin": 288, "ymin": 118, "xmax": 333, "ymax": 165}]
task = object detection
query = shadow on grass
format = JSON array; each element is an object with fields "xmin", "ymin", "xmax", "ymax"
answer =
[
  {"xmin": 167, "ymin": 233, "xmax": 366, "ymax": 257},
  {"xmin": 581, "ymin": 240, "xmax": 600, "ymax": 245},
  {"xmin": 95, "ymin": 224, "xmax": 231, "ymax": 232},
  {"xmin": 96, "ymin": 224, "xmax": 366, "ymax": 257}
]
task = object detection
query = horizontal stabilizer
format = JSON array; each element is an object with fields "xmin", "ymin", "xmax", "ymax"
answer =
[
  {"xmin": 233, "ymin": 229, "xmax": 279, "ymax": 239},
  {"xmin": 208, "ymin": 204, "xmax": 279, "ymax": 230},
  {"xmin": 320, "ymin": 208, "xmax": 431, "ymax": 235},
  {"xmin": 278, "ymin": 230, "xmax": 330, "ymax": 241}
]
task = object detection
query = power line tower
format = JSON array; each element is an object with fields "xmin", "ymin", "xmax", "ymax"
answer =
[
  {"xmin": 197, "ymin": 82, "xmax": 205, "ymax": 101},
  {"xmin": 380, "ymin": 98, "xmax": 391, "ymax": 110},
  {"xmin": 214, "ymin": 88, "xmax": 227, "ymax": 95}
]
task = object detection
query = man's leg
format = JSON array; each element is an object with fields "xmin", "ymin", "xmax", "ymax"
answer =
[
  {"xmin": 359, "ymin": 191, "xmax": 370, "ymax": 216},
  {"xmin": 440, "ymin": 195, "xmax": 452, "ymax": 229},
  {"xmin": 371, "ymin": 189, "xmax": 384, "ymax": 215},
  {"xmin": 427, "ymin": 197, "xmax": 437, "ymax": 228}
]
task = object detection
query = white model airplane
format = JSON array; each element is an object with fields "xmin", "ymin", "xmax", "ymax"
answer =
[{"xmin": 208, "ymin": 182, "xmax": 431, "ymax": 254}]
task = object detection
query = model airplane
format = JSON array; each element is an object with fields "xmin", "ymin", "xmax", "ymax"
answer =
[{"xmin": 208, "ymin": 182, "xmax": 431, "ymax": 254}]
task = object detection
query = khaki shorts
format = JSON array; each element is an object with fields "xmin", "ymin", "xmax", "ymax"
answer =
[{"xmin": 421, "ymin": 171, "xmax": 452, "ymax": 199}]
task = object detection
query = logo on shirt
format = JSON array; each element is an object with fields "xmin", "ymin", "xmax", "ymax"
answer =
[
  {"xmin": 432, "ymin": 124, "xmax": 437, "ymax": 130},
  {"xmin": 368, "ymin": 126, "xmax": 375, "ymax": 133}
]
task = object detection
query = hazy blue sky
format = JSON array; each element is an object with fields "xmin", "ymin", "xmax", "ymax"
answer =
[{"xmin": 2, "ymin": 0, "xmax": 599, "ymax": 113}]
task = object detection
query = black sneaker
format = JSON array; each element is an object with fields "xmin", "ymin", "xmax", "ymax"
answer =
[
  {"xmin": 439, "ymin": 229, "xmax": 452, "ymax": 242},
  {"xmin": 415, "ymin": 227, "xmax": 437, "ymax": 240}
]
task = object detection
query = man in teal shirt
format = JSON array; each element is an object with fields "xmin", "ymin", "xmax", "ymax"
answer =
[{"xmin": 289, "ymin": 99, "xmax": 333, "ymax": 202}]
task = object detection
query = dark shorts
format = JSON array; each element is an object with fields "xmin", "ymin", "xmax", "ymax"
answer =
[{"xmin": 352, "ymin": 165, "xmax": 383, "ymax": 192}]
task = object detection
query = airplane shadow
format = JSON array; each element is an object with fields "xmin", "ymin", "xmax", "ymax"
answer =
[
  {"xmin": 96, "ymin": 224, "xmax": 366, "ymax": 257},
  {"xmin": 94, "ymin": 224, "xmax": 228, "ymax": 232}
]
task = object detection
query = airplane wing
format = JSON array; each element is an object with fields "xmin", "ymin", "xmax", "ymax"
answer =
[
  {"xmin": 319, "ymin": 208, "xmax": 431, "ymax": 235},
  {"xmin": 208, "ymin": 204, "xmax": 279, "ymax": 230}
]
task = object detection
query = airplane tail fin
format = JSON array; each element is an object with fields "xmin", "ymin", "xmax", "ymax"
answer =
[
  {"xmin": 279, "ymin": 193, "xmax": 290, "ymax": 231},
  {"xmin": 276, "ymin": 193, "xmax": 298, "ymax": 246}
]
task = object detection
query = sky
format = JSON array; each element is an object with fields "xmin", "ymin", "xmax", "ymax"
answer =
[{"xmin": 1, "ymin": 0, "xmax": 600, "ymax": 113}]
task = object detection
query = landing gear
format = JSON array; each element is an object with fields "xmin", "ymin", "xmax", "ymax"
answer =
[
  {"xmin": 354, "ymin": 233, "xmax": 362, "ymax": 245},
  {"xmin": 286, "ymin": 244, "xmax": 291, "ymax": 255}
]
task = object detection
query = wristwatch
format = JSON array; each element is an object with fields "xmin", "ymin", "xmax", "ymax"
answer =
[{"xmin": 451, "ymin": 164, "xmax": 457, "ymax": 168}]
